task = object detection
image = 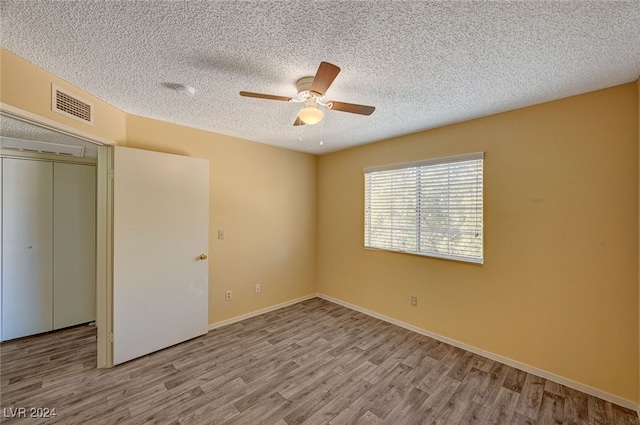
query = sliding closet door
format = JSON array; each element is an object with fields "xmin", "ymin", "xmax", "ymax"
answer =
[
  {"xmin": 1, "ymin": 158, "xmax": 53, "ymax": 340},
  {"xmin": 112, "ymin": 146, "xmax": 209, "ymax": 365},
  {"xmin": 53, "ymin": 163, "xmax": 96, "ymax": 329}
]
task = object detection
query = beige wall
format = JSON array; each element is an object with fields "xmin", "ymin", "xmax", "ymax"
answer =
[
  {"xmin": 1, "ymin": 48, "xmax": 127, "ymax": 143},
  {"xmin": 317, "ymin": 83, "xmax": 639, "ymax": 403},
  {"xmin": 124, "ymin": 116, "xmax": 317, "ymax": 325}
]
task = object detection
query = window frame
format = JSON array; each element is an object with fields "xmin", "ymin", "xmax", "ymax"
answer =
[{"xmin": 364, "ymin": 152, "xmax": 484, "ymax": 264}]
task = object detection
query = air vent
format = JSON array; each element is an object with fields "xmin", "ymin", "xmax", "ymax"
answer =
[
  {"xmin": 52, "ymin": 84, "xmax": 94, "ymax": 125},
  {"xmin": 1, "ymin": 137, "xmax": 85, "ymax": 157}
]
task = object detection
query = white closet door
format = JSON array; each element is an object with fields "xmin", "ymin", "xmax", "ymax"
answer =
[
  {"xmin": 53, "ymin": 163, "xmax": 96, "ymax": 329},
  {"xmin": 112, "ymin": 146, "xmax": 209, "ymax": 365},
  {"xmin": 2, "ymin": 158, "xmax": 53, "ymax": 340}
]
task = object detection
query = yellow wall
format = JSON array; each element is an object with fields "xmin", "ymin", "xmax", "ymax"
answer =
[
  {"xmin": 317, "ymin": 83, "xmax": 639, "ymax": 402},
  {"xmin": 124, "ymin": 116, "xmax": 317, "ymax": 325},
  {"xmin": 0, "ymin": 48, "xmax": 126, "ymax": 143}
]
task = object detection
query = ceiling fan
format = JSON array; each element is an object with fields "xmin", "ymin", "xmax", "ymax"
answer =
[{"xmin": 240, "ymin": 62, "xmax": 375, "ymax": 126}]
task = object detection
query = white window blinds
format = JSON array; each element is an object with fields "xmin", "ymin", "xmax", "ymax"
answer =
[{"xmin": 364, "ymin": 152, "xmax": 484, "ymax": 264}]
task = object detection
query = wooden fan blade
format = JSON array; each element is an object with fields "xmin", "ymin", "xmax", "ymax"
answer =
[
  {"xmin": 310, "ymin": 62, "xmax": 340, "ymax": 96},
  {"xmin": 329, "ymin": 101, "xmax": 375, "ymax": 116},
  {"xmin": 293, "ymin": 116, "xmax": 305, "ymax": 126},
  {"xmin": 240, "ymin": 91, "xmax": 292, "ymax": 102}
]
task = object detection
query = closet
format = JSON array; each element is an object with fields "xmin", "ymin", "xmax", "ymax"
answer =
[{"xmin": 1, "ymin": 157, "xmax": 96, "ymax": 341}]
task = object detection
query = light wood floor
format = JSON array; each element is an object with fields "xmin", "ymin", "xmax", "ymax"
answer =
[{"xmin": 1, "ymin": 298, "xmax": 638, "ymax": 425}]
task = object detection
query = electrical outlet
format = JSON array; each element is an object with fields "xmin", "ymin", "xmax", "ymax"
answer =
[
  {"xmin": 255, "ymin": 283, "xmax": 261, "ymax": 294},
  {"xmin": 218, "ymin": 230, "xmax": 225, "ymax": 240},
  {"xmin": 225, "ymin": 290, "xmax": 232, "ymax": 301},
  {"xmin": 411, "ymin": 296, "xmax": 418, "ymax": 307}
]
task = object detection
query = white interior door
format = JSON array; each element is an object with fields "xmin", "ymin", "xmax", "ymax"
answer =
[{"xmin": 112, "ymin": 146, "xmax": 209, "ymax": 365}]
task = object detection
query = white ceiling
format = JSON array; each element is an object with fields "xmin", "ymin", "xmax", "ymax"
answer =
[{"xmin": 1, "ymin": 1, "xmax": 639, "ymax": 155}]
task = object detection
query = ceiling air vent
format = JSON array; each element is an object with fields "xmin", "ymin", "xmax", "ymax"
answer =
[
  {"xmin": 52, "ymin": 84, "xmax": 94, "ymax": 125},
  {"xmin": 1, "ymin": 137, "xmax": 85, "ymax": 157}
]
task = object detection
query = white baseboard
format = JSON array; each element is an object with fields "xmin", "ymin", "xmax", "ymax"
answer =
[
  {"xmin": 317, "ymin": 294, "xmax": 640, "ymax": 414},
  {"xmin": 208, "ymin": 293, "xmax": 319, "ymax": 331}
]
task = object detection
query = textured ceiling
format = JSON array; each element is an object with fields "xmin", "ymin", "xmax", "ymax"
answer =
[{"xmin": 1, "ymin": 1, "xmax": 639, "ymax": 155}]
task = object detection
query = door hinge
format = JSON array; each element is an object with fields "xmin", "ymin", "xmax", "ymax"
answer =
[
  {"xmin": 108, "ymin": 332, "xmax": 114, "ymax": 344},
  {"xmin": 108, "ymin": 169, "xmax": 114, "ymax": 179}
]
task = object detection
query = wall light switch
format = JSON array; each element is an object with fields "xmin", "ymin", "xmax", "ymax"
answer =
[{"xmin": 218, "ymin": 230, "xmax": 224, "ymax": 240}]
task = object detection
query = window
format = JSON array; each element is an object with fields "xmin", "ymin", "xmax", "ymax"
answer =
[{"xmin": 364, "ymin": 152, "xmax": 484, "ymax": 264}]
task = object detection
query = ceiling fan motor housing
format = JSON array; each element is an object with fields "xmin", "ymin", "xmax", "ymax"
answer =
[
  {"xmin": 296, "ymin": 77, "xmax": 315, "ymax": 95},
  {"xmin": 296, "ymin": 77, "xmax": 332, "ymax": 110}
]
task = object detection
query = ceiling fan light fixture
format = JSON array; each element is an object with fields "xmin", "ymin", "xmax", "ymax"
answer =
[
  {"xmin": 299, "ymin": 98, "xmax": 324, "ymax": 125},
  {"xmin": 299, "ymin": 106, "xmax": 323, "ymax": 125}
]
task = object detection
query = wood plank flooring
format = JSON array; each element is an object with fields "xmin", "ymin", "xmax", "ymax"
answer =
[{"xmin": 1, "ymin": 297, "xmax": 638, "ymax": 425}]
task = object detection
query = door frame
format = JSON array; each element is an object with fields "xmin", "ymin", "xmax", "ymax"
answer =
[
  {"xmin": 96, "ymin": 145, "xmax": 114, "ymax": 367},
  {"xmin": 0, "ymin": 103, "xmax": 116, "ymax": 367}
]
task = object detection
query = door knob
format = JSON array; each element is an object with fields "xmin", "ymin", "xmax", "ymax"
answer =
[{"xmin": 199, "ymin": 254, "xmax": 208, "ymax": 260}]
